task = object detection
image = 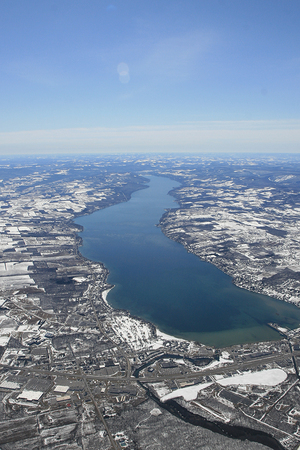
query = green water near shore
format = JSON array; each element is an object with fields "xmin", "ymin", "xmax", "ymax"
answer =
[{"xmin": 76, "ymin": 176, "xmax": 300, "ymax": 347}]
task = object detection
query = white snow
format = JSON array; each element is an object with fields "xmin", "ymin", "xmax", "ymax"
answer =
[
  {"xmin": 73, "ymin": 277, "xmax": 87, "ymax": 283},
  {"xmin": 54, "ymin": 385, "xmax": 69, "ymax": 393},
  {"xmin": 18, "ymin": 390, "xmax": 43, "ymax": 401},
  {"xmin": 150, "ymin": 408, "xmax": 162, "ymax": 416},
  {"xmin": 0, "ymin": 335, "xmax": 10, "ymax": 346},
  {"xmin": 0, "ymin": 274, "xmax": 35, "ymax": 288},
  {"xmin": 216, "ymin": 368, "xmax": 287, "ymax": 387},
  {"xmin": 198, "ymin": 354, "xmax": 233, "ymax": 371},
  {"xmin": 101, "ymin": 288, "xmax": 113, "ymax": 306},
  {"xmin": 274, "ymin": 175, "xmax": 295, "ymax": 182},
  {"xmin": 108, "ymin": 314, "xmax": 188, "ymax": 351},
  {"xmin": 0, "ymin": 381, "xmax": 20, "ymax": 390},
  {"xmin": 156, "ymin": 329, "xmax": 184, "ymax": 343},
  {"xmin": 0, "ymin": 315, "xmax": 18, "ymax": 344},
  {"xmin": 0, "ymin": 261, "xmax": 33, "ymax": 275},
  {"xmin": 159, "ymin": 369, "xmax": 287, "ymax": 403},
  {"xmin": 109, "ymin": 314, "xmax": 154, "ymax": 351},
  {"xmin": 277, "ymin": 326, "xmax": 288, "ymax": 333},
  {"xmin": 150, "ymin": 382, "xmax": 171, "ymax": 398},
  {"xmin": 17, "ymin": 324, "xmax": 39, "ymax": 333},
  {"xmin": 161, "ymin": 382, "xmax": 213, "ymax": 402}
]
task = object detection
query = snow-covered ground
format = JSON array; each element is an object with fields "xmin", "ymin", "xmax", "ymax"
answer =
[
  {"xmin": 161, "ymin": 382, "xmax": 213, "ymax": 402},
  {"xmin": 0, "ymin": 315, "xmax": 18, "ymax": 346},
  {"xmin": 156, "ymin": 329, "xmax": 184, "ymax": 343},
  {"xmin": 197, "ymin": 351, "xmax": 233, "ymax": 371},
  {"xmin": 215, "ymin": 368, "xmax": 287, "ymax": 387},
  {"xmin": 149, "ymin": 382, "xmax": 172, "ymax": 399},
  {"xmin": 159, "ymin": 368, "xmax": 287, "ymax": 403},
  {"xmin": 108, "ymin": 313, "xmax": 188, "ymax": 351},
  {"xmin": 109, "ymin": 314, "xmax": 156, "ymax": 351},
  {"xmin": 101, "ymin": 288, "xmax": 113, "ymax": 307},
  {"xmin": 160, "ymin": 174, "xmax": 300, "ymax": 306}
]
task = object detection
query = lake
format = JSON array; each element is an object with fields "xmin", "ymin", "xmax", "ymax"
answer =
[{"xmin": 76, "ymin": 176, "xmax": 300, "ymax": 348}]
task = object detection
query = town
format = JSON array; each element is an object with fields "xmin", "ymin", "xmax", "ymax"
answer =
[{"xmin": 0, "ymin": 155, "xmax": 300, "ymax": 449}]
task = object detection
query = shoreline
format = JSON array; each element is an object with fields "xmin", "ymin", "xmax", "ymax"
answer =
[
  {"xmin": 76, "ymin": 224, "xmax": 287, "ymax": 348},
  {"xmin": 101, "ymin": 286, "xmax": 114, "ymax": 307},
  {"xmin": 1, "ymin": 158, "xmax": 297, "ymax": 450},
  {"xmin": 74, "ymin": 184, "xmax": 294, "ymax": 349}
]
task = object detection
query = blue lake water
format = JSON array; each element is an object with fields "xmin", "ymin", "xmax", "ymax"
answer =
[{"xmin": 76, "ymin": 176, "xmax": 300, "ymax": 348}]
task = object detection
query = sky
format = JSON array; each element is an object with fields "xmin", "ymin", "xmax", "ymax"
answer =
[{"xmin": 0, "ymin": 0, "xmax": 300, "ymax": 155}]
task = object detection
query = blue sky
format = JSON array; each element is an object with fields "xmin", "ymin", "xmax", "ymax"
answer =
[{"xmin": 1, "ymin": 0, "xmax": 300, "ymax": 154}]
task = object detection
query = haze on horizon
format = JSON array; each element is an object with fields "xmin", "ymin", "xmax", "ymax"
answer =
[{"xmin": 0, "ymin": 0, "xmax": 300, "ymax": 155}]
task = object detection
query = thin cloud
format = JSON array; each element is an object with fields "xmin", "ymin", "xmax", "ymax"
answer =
[{"xmin": 1, "ymin": 120, "xmax": 300, "ymax": 155}]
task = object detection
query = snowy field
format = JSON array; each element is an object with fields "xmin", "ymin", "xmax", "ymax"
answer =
[
  {"xmin": 160, "ymin": 368, "xmax": 287, "ymax": 402},
  {"xmin": 216, "ymin": 368, "xmax": 287, "ymax": 387}
]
